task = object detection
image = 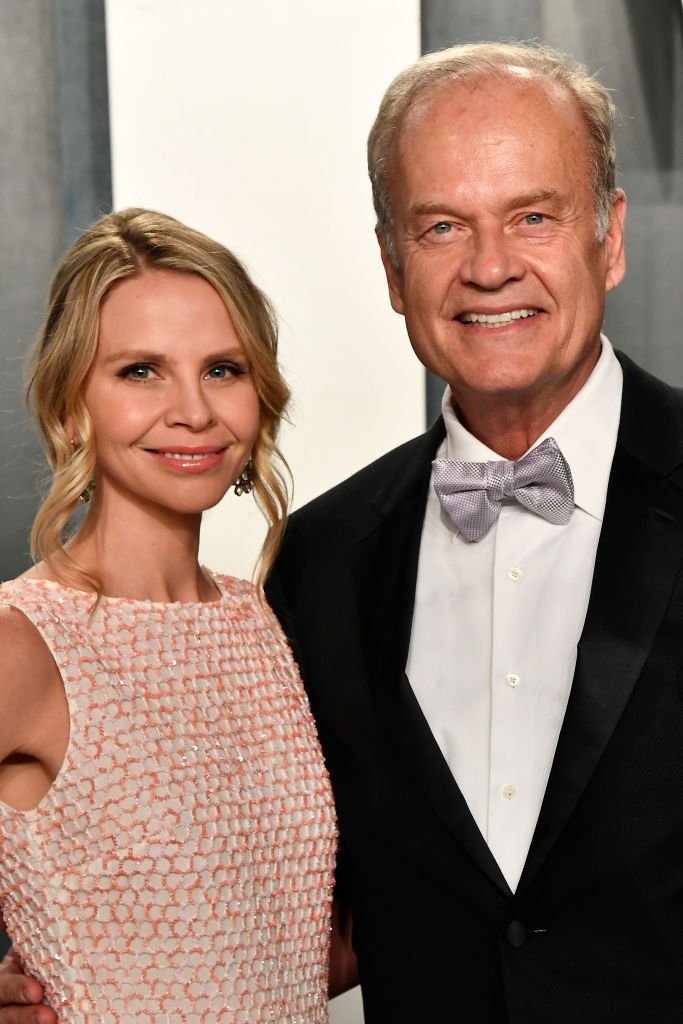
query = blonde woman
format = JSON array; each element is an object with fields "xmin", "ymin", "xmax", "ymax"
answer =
[{"xmin": 0, "ymin": 209, "xmax": 337, "ymax": 1022}]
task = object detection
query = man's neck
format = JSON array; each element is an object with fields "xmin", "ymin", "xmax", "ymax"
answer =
[{"xmin": 451, "ymin": 356, "xmax": 601, "ymax": 460}]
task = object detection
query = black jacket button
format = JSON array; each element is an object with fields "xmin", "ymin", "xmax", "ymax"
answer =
[{"xmin": 505, "ymin": 920, "xmax": 528, "ymax": 947}]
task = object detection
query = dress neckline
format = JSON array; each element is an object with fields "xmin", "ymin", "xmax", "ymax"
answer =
[{"xmin": 6, "ymin": 571, "xmax": 236, "ymax": 610}]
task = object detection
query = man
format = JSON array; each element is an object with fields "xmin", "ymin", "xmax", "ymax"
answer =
[
  {"xmin": 2, "ymin": 40, "xmax": 682, "ymax": 1024},
  {"xmin": 267, "ymin": 42, "xmax": 683, "ymax": 1022}
]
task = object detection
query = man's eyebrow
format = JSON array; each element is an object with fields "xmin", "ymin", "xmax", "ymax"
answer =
[
  {"xmin": 409, "ymin": 201, "xmax": 460, "ymax": 218},
  {"xmin": 510, "ymin": 189, "xmax": 565, "ymax": 207}
]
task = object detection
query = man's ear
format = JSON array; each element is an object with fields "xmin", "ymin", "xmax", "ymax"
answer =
[
  {"xmin": 604, "ymin": 189, "xmax": 627, "ymax": 293},
  {"xmin": 376, "ymin": 228, "xmax": 405, "ymax": 315}
]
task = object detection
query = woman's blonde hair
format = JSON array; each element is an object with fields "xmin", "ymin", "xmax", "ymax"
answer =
[{"xmin": 28, "ymin": 207, "xmax": 290, "ymax": 592}]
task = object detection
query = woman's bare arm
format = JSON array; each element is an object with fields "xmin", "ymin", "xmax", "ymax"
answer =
[
  {"xmin": 0, "ymin": 607, "xmax": 67, "ymax": 1024},
  {"xmin": 0, "ymin": 606, "xmax": 68, "ymax": 811}
]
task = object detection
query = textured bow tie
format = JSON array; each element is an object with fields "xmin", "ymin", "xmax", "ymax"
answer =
[{"xmin": 432, "ymin": 436, "xmax": 574, "ymax": 542}]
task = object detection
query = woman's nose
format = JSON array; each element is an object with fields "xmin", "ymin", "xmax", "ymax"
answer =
[{"xmin": 164, "ymin": 381, "xmax": 216, "ymax": 431}]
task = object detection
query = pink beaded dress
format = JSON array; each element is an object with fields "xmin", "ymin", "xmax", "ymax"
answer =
[{"xmin": 0, "ymin": 574, "xmax": 336, "ymax": 1023}]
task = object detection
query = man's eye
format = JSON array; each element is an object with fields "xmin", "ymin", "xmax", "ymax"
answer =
[
  {"xmin": 432, "ymin": 222, "xmax": 452, "ymax": 235},
  {"xmin": 523, "ymin": 213, "xmax": 545, "ymax": 226}
]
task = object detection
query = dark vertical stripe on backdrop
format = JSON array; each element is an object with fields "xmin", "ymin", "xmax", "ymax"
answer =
[{"xmin": 53, "ymin": 0, "xmax": 113, "ymax": 248}]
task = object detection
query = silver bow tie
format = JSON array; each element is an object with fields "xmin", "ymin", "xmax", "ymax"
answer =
[{"xmin": 432, "ymin": 436, "xmax": 574, "ymax": 542}]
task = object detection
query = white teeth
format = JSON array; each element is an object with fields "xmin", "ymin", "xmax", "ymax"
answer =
[
  {"xmin": 459, "ymin": 308, "xmax": 538, "ymax": 326},
  {"xmin": 156, "ymin": 451, "xmax": 213, "ymax": 460}
]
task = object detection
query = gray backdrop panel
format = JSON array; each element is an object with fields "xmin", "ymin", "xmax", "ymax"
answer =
[{"xmin": 0, "ymin": 0, "xmax": 111, "ymax": 582}]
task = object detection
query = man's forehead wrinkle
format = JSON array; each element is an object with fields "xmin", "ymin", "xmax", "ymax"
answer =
[
  {"xmin": 399, "ymin": 70, "xmax": 578, "ymax": 140},
  {"xmin": 408, "ymin": 187, "xmax": 566, "ymax": 217}
]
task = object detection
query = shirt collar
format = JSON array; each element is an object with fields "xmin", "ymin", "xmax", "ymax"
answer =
[{"xmin": 440, "ymin": 336, "xmax": 623, "ymax": 521}]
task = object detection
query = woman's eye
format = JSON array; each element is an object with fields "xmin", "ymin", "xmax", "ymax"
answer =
[
  {"xmin": 206, "ymin": 363, "xmax": 244, "ymax": 380},
  {"xmin": 121, "ymin": 364, "xmax": 154, "ymax": 381}
]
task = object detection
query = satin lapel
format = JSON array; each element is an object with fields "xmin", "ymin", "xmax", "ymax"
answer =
[
  {"xmin": 519, "ymin": 359, "xmax": 683, "ymax": 892},
  {"xmin": 351, "ymin": 419, "xmax": 512, "ymax": 896}
]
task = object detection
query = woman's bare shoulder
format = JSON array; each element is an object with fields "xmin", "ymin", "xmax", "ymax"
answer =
[
  {"xmin": 15, "ymin": 560, "xmax": 56, "ymax": 582},
  {"xmin": 0, "ymin": 601, "xmax": 51, "ymax": 655}
]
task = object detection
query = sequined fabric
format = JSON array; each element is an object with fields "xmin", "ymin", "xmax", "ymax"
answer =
[{"xmin": 0, "ymin": 575, "xmax": 336, "ymax": 1023}]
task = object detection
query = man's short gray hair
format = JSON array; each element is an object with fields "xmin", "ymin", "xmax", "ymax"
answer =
[{"xmin": 368, "ymin": 41, "xmax": 618, "ymax": 266}]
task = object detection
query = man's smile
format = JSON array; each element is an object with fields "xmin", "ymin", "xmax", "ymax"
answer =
[{"xmin": 457, "ymin": 308, "xmax": 540, "ymax": 327}]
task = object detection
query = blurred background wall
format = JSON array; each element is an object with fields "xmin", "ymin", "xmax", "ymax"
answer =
[
  {"xmin": 0, "ymin": 3, "xmax": 681, "ymax": 1022},
  {"xmin": 0, "ymin": 0, "xmax": 111, "ymax": 579}
]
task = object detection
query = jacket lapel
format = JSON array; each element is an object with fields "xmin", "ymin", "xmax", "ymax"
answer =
[
  {"xmin": 518, "ymin": 356, "xmax": 683, "ymax": 891},
  {"xmin": 350, "ymin": 419, "xmax": 512, "ymax": 896}
]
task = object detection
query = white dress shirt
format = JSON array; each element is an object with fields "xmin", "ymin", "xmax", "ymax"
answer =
[{"xmin": 406, "ymin": 337, "xmax": 623, "ymax": 891}]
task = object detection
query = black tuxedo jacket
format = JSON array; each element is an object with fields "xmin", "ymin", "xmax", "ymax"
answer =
[{"xmin": 266, "ymin": 354, "xmax": 683, "ymax": 1023}]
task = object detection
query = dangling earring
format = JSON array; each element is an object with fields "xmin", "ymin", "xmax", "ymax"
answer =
[
  {"xmin": 69, "ymin": 437, "xmax": 93, "ymax": 502},
  {"xmin": 234, "ymin": 460, "xmax": 253, "ymax": 496},
  {"xmin": 69, "ymin": 438, "xmax": 94, "ymax": 503},
  {"xmin": 78, "ymin": 480, "xmax": 95, "ymax": 504}
]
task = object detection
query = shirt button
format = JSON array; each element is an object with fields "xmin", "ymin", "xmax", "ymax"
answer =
[
  {"xmin": 508, "ymin": 566, "xmax": 523, "ymax": 582},
  {"xmin": 505, "ymin": 673, "xmax": 520, "ymax": 689},
  {"xmin": 502, "ymin": 784, "xmax": 517, "ymax": 800}
]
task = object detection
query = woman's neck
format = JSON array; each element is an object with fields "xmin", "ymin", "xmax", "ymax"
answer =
[{"xmin": 66, "ymin": 499, "xmax": 218, "ymax": 603}]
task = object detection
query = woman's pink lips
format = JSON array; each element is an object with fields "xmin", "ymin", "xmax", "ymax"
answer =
[{"xmin": 145, "ymin": 447, "xmax": 227, "ymax": 472}]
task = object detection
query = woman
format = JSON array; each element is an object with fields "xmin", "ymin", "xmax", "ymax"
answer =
[{"xmin": 0, "ymin": 208, "xmax": 338, "ymax": 1022}]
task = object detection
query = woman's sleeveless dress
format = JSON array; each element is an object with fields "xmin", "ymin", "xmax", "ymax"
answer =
[{"xmin": 0, "ymin": 575, "xmax": 336, "ymax": 1023}]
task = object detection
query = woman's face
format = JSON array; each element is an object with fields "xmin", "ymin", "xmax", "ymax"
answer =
[{"xmin": 78, "ymin": 268, "xmax": 260, "ymax": 520}]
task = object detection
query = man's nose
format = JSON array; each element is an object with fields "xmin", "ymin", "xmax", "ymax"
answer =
[
  {"xmin": 459, "ymin": 228, "xmax": 525, "ymax": 290},
  {"xmin": 164, "ymin": 380, "xmax": 216, "ymax": 430}
]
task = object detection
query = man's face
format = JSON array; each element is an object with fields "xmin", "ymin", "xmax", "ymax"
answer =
[{"xmin": 379, "ymin": 73, "xmax": 626, "ymax": 422}]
